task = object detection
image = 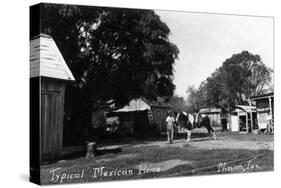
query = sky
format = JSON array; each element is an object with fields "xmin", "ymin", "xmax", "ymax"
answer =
[{"xmin": 155, "ymin": 10, "xmax": 274, "ymax": 98}]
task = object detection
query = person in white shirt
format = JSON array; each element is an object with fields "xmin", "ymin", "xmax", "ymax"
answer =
[{"xmin": 166, "ymin": 111, "xmax": 175, "ymax": 144}]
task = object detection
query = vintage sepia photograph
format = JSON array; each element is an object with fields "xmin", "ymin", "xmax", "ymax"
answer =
[{"xmin": 29, "ymin": 2, "xmax": 274, "ymax": 185}]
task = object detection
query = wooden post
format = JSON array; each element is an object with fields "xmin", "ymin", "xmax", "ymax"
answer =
[
  {"xmin": 246, "ymin": 113, "xmax": 248, "ymax": 133},
  {"xmin": 268, "ymin": 97, "xmax": 272, "ymax": 118},
  {"xmin": 85, "ymin": 142, "xmax": 97, "ymax": 159},
  {"xmin": 237, "ymin": 112, "xmax": 240, "ymax": 132},
  {"xmin": 249, "ymin": 99, "xmax": 253, "ymax": 133},
  {"xmin": 268, "ymin": 97, "xmax": 273, "ymax": 133}
]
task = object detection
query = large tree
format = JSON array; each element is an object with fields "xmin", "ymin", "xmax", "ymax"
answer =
[
  {"xmin": 38, "ymin": 4, "xmax": 179, "ymax": 135},
  {"xmin": 221, "ymin": 51, "xmax": 272, "ymax": 100},
  {"xmin": 168, "ymin": 95, "xmax": 188, "ymax": 113},
  {"xmin": 186, "ymin": 86, "xmax": 201, "ymax": 112},
  {"xmin": 186, "ymin": 51, "xmax": 272, "ymax": 111}
]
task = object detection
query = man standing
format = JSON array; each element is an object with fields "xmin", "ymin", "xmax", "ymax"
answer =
[{"xmin": 166, "ymin": 111, "xmax": 175, "ymax": 144}]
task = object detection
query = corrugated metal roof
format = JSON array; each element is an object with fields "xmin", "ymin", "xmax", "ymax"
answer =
[
  {"xmin": 250, "ymin": 92, "xmax": 274, "ymax": 100},
  {"xmin": 236, "ymin": 105, "xmax": 256, "ymax": 112},
  {"xmin": 231, "ymin": 105, "xmax": 256, "ymax": 113},
  {"xmin": 30, "ymin": 33, "xmax": 75, "ymax": 81},
  {"xmin": 199, "ymin": 108, "xmax": 221, "ymax": 114},
  {"xmin": 114, "ymin": 99, "xmax": 151, "ymax": 112}
]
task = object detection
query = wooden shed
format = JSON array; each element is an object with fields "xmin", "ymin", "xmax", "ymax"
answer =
[
  {"xmin": 30, "ymin": 34, "xmax": 75, "ymax": 163},
  {"xmin": 250, "ymin": 92, "xmax": 274, "ymax": 132},
  {"xmin": 150, "ymin": 103, "xmax": 171, "ymax": 132},
  {"xmin": 229, "ymin": 105, "xmax": 257, "ymax": 133},
  {"xmin": 199, "ymin": 108, "xmax": 222, "ymax": 127},
  {"xmin": 108, "ymin": 98, "xmax": 171, "ymax": 135}
]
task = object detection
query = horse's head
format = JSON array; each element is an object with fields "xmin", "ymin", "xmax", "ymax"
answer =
[
  {"xmin": 175, "ymin": 111, "xmax": 186, "ymax": 126},
  {"xmin": 176, "ymin": 111, "xmax": 186, "ymax": 122}
]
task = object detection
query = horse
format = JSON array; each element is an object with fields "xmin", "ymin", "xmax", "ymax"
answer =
[
  {"xmin": 194, "ymin": 113, "xmax": 216, "ymax": 140},
  {"xmin": 176, "ymin": 111, "xmax": 216, "ymax": 142},
  {"xmin": 175, "ymin": 111, "xmax": 195, "ymax": 142}
]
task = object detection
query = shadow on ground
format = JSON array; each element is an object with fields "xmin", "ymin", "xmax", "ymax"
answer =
[{"xmin": 42, "ymin": 130, "xmax": 273, "ymax": 165}]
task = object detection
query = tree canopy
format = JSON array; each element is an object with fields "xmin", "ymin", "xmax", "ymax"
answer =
[
  {"xmin": 167, "ymin": 95, "xmax": 188, "ymax": 113},
  {"xmin": 39, "ymin": 4, "xmax": 179, "ymax": 112},
  {"xmin": 186, "ymin": 51, "xmax": 272, "ymax": 112}
]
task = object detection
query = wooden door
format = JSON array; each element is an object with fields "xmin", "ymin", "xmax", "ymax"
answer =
[
  {"xmin": 41, "ymin": 91, "xmax": 62, "ymax": 161},
  {"xmin": 231, "ymin": 115, "xmax": 239, "ymax": 132}
]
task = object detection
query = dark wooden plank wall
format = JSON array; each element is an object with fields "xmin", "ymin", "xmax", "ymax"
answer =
[
  {"xmin": 151, "ymin": 107, "xmax": 171, "ymax": 132},
  {"xmin": 30, "ymin": 76, "xmax": 41, "ymax": 184},
  {"xmin": 40, "ymin": 77, "xmax": 65, "ymax": 162}
]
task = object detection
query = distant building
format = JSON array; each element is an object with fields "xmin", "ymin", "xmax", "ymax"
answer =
[
  {"xmin": 229, "ymin": 105, "xmax": 257, "ymax": 133},
  {"xmin": 107, "ymin": 99, "xmax": 171, "ymax": 136},
  {"xmin": 250, "ymin": 92, "xmax": 274, "ymax": 132},
  {"xmin": 150, "ymin": 104, "xmax": 172, "ymax": 132},
  {"xmin": 199, "ymin": 108, "xmax": 222, "ymax": 127}
]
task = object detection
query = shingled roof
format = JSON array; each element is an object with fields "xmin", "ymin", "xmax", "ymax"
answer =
[{"xmin": 30, "ymin": 33, "xmax": 75, "ymax": 81}]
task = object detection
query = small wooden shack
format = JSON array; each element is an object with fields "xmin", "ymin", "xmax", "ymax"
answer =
[
  {"xmin": 150, "ymin": 103, "xmax": 171, "ymax": 132},
  {"xmin": 250, "ymin": 92, "xmax": 274, "ymax": 132},
  {"xmin": 30, "ymin": 34, "xmax": 75, "ymax": 163},
  {"xmin": 199, "ymin": 108, "xmax": 222, "ymax": 127},
  {"xmin": 229, "ymin": 105, "xmax": 257, "ymax": 133},
  {"xmin": 108, "ymin": 98, "xmax": 171, "ymax": 135}
]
